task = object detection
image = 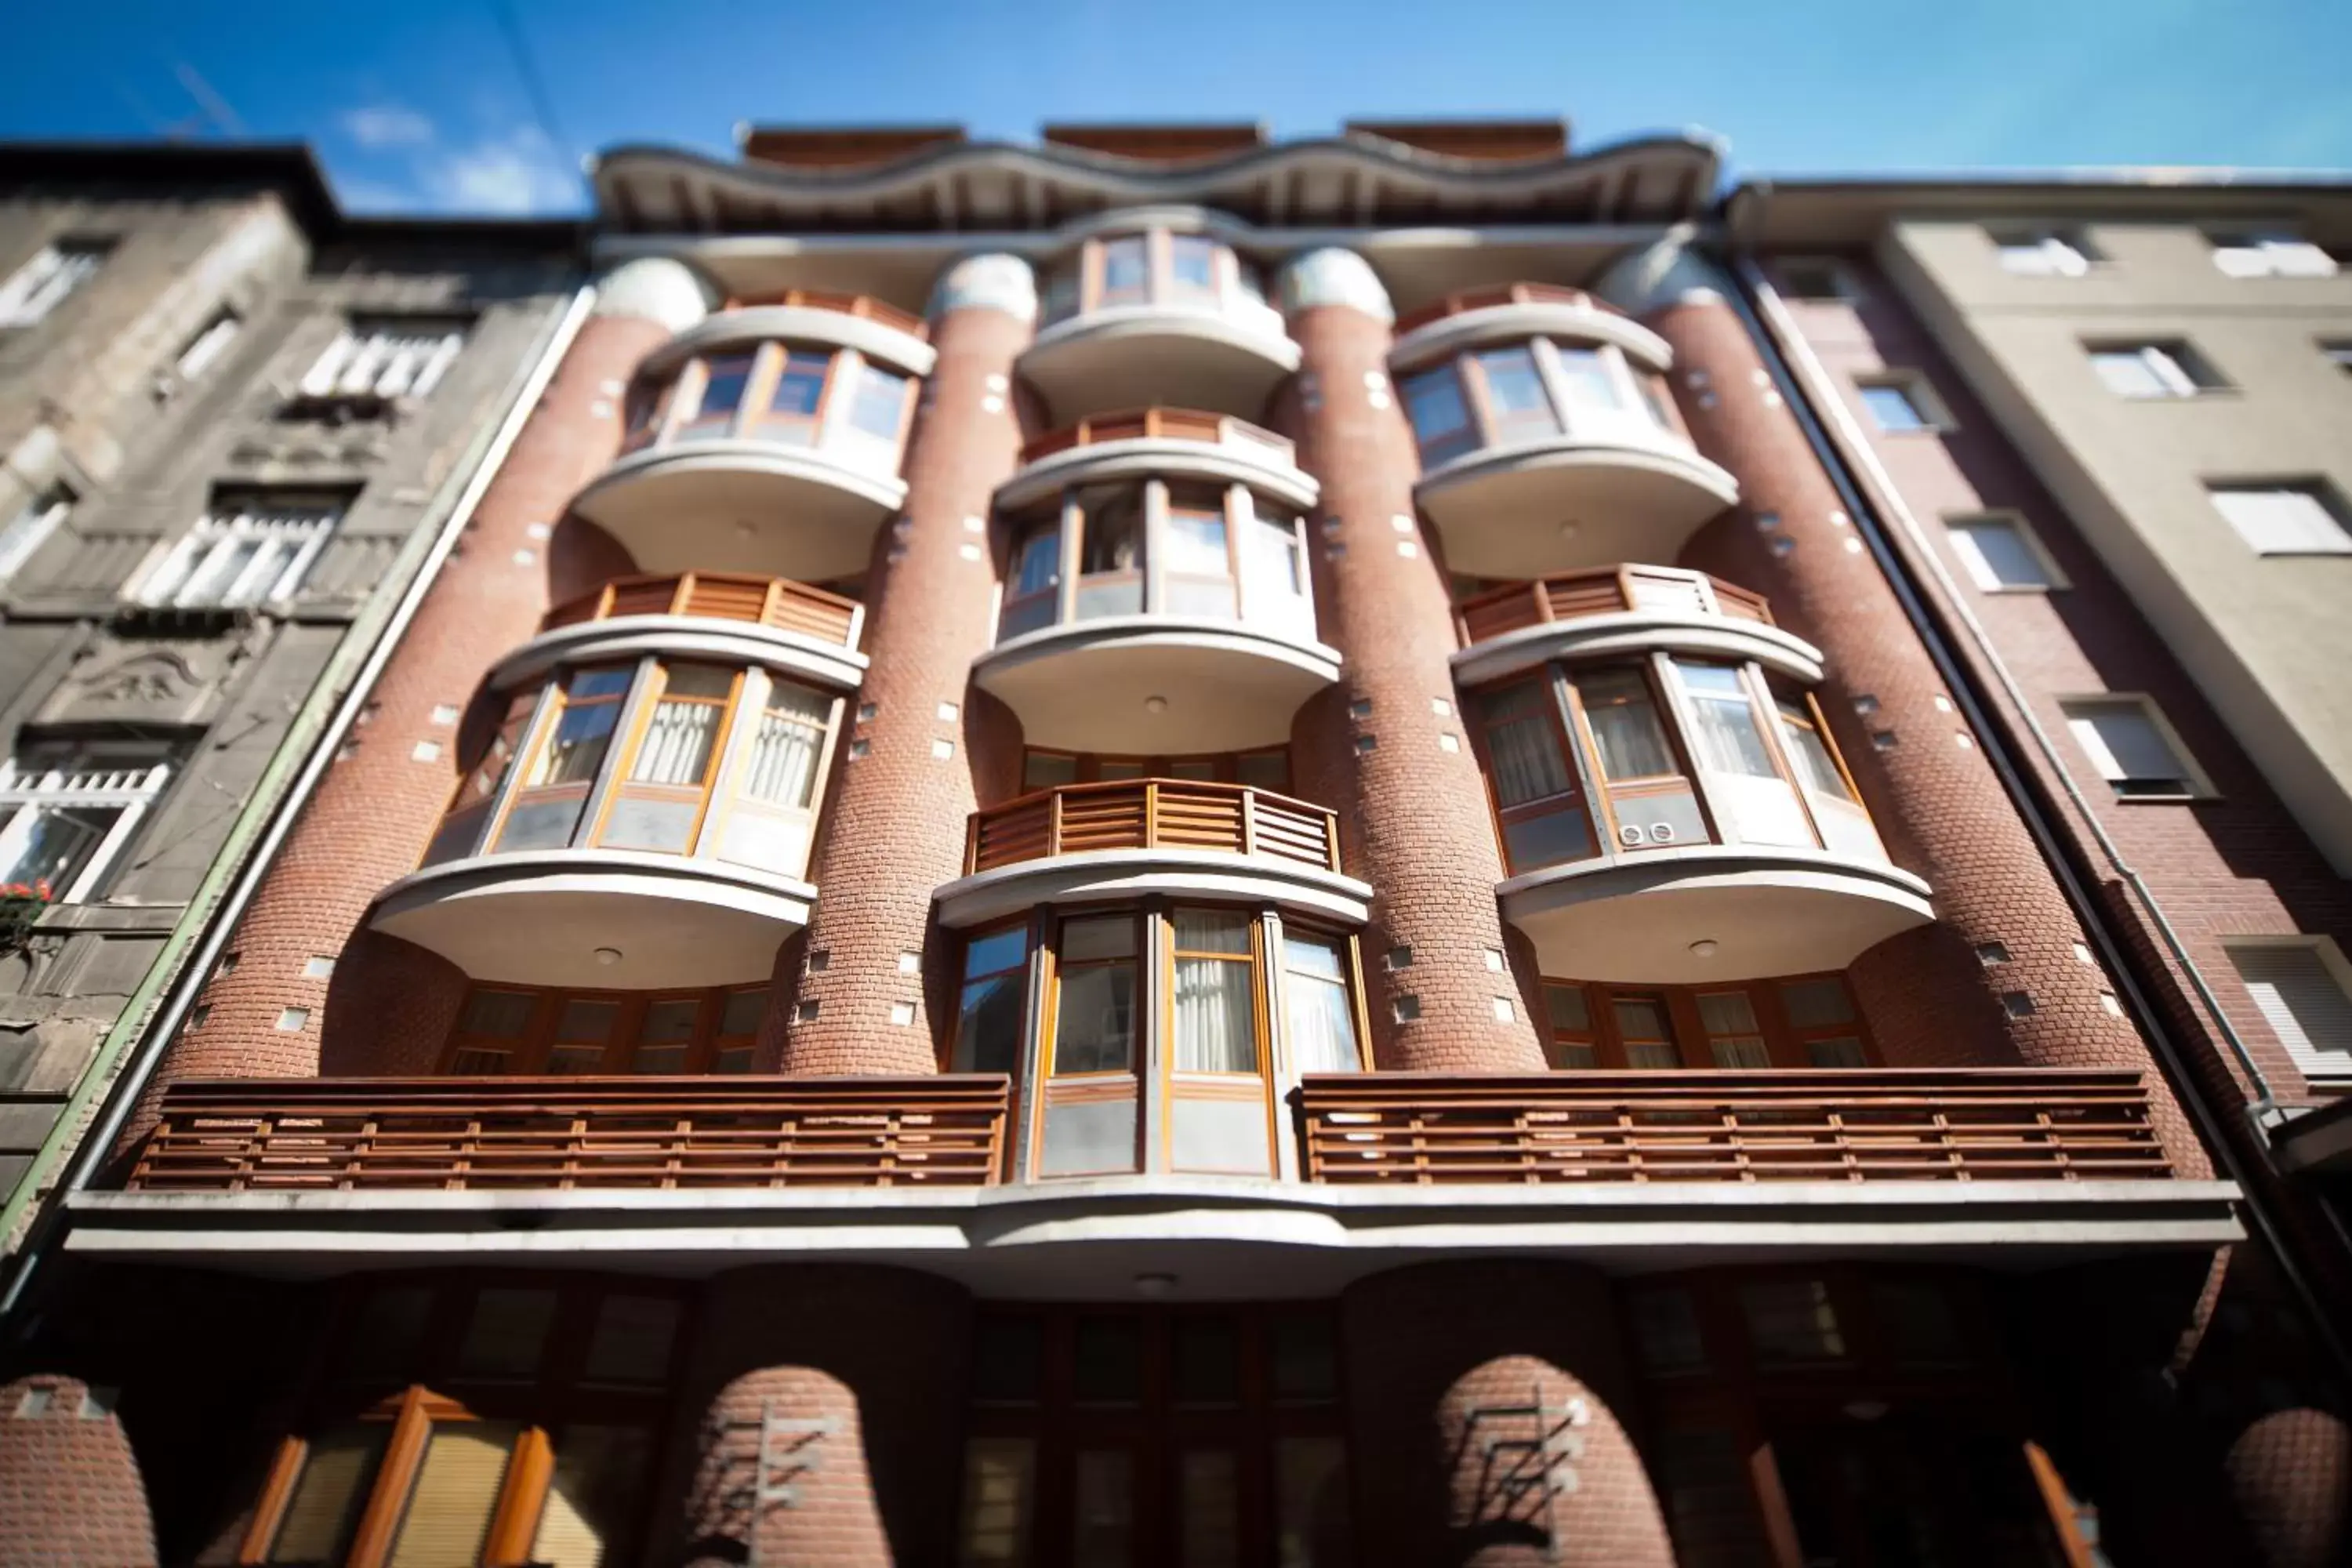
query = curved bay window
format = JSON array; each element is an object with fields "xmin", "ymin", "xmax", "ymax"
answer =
[
  {"xmin": 621, "ymin": 336, "xmax": 916, "ymax": 471},
  {"xmin": 955, "ymin": 1307, "xmax": 1350, "ymax": 1567},
  {"xmin": 997, "ymin": 477, "xmax": 1314, "ymax": 644},
  {"xmin": 1468, "ymin": 654, "xmax": 1875, "ymax": 875},
  {"xmin": 947, "ymin": 906, "xmax": 1368, "ymax": 1181},
  {"xmin": 1021, "ymin": 746, "xmax": 1290, "ymax": 793},
  {"xmin": 441, "ymin": 982, "xmax": 768, "ymax": 1076},
  {"xmin": 235, "ymin": 1276, "xmax": 681, "ymax": 1568},
  {"xmin": 1540, "ymin": 973, "xmax": 1874, "ymax": 1072},
  {"xmin": 1401, "ymin": 335, "xmax": 1680, "ymax": 470},
  {"xmin": 423, "ymin": 657, "xmax": 841, "ymax": 879},
  {"xmin": 1039, "ymin": 230, "xmax": 1280, "ymax": 335}
]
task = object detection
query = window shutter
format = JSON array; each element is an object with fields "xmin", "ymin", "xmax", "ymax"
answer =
[
  {"xmin": 267, "ymin": 1426, "xmax": 385, "ymax": 1563},
  {"xmin": 386, "ymin": 1422, "xmax": 521, "ymax": 1568},
  {"xmin": 2230, "ymin": 946, "xmax": 2352, "ymax": 1065}
]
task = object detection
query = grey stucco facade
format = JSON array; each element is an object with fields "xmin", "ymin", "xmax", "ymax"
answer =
[{"xmin": 0, "ymin": 146, "xmax": 580, "ymax": 1242}]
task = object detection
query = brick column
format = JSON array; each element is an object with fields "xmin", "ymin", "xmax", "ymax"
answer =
[
  {"xmin": 771, "ymin": 256, "xmax": 1036, "ymax": 1074},
  {"xmin": 1340, "ymin": 1261, "xmax": 1674, "ymax": 1568},
  {"xmin": 126, "ymin": 260, "xmax": 701, "ymax": 1124},
  {"xmin": 0, "ymin": 1374, "xmax": 157, "ymax": 1566},
  {"xmin": 666, "ymin": 1265, "xmax": 972, "ymax": 1568},
  {"xmin": 1274, "ymin": 250, "xmax": 1547, "ymax": 1073},
  {"xmin": 1602, "ymin": 244, "xmax": 2207, "ymax": 1177}
]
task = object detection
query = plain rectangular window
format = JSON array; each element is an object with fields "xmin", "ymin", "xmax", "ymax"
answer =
[
  {"xmin": 2226, "ymin": 942, "xmax": 2352, "ymax": 1078},
  {"xmin": 2062, "ymin": 698, "xmax": 2203, "ymax": 799},
  {"xmin": 2089, "ymin": 341, "xmax": 2218, "ymax": 398},
  {"xmin": 173, "ymin": 310, "xmax": 241, "ymax": 382},
  {"xmin": 1991, "ymin": 230, "xmax": 2095, "ymax": 276},
  {"xmin": 1775, "ymin": 258, "xmax": 1853, "ymax": 300},
  {"xmin": 2324, "ymin": 342, "xmax": 2352, "ymax": 375},
  {"xmin": 137, "ymin": 490, "xmax": 344, "ymax": 608},
  {"xmin": 0, "ymin": 240, "xmax": 108, "ymax": 326},
  {"xmin": 0, "ymin": 739, "xmax": 178, "ymax": 902},
  {"xmin": 2209, "ymin": 233, "xmax": 2338, "ymax": 278},
  {"xmin": 1944, "ymin": 514, "xmax": 2059, "ymax": 590},
  {"xmin": 2209, "ymin": 483, "xmax": 2352, "ymax": 556},
  {"xmin": 0, "ymin": 482, "xmax": 74, "ymax": 582},
  {"xmin": 1857, "ymin": 376, "xmax": 1941, "ymax": 433},
  {"xmin": 299, "ymin": 317, "xmax": 467, "ymax": 400}
]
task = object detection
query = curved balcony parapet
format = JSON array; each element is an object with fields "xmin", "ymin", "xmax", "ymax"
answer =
[
  {"xmin": 1023, "ymin": 224, "xmax": 1299, "ymax": 421},
  {"xmin": 1451, "ymin": 565, "xmax": 1823, "ymax": 688},
  {"xmin": 1497, "ymin": 844, "xmax": 1933, "ymax": 984},
  {"xmin": 1391, "ymin": 282, "xmax": 1672, "ymax": 376},
  {"xmin": 641, "ymin": 291, "xmax": 935, "ymax": 383},
  {"xmin": 934, "ymin": 780, "xmax": 1370, "ymax": 929},
  {"xmin": 492, "ymin": 572, "xmax": 868, "ymax": 696},
  {"xmin": 370, "ymin": 848, "xmax": 815, "ymax": 990},
  {"xmin": 999, "ymin": 407, "xmax": 1316, "ymax": 514}
]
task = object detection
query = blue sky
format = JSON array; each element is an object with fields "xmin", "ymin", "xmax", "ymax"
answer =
[{"xmin": 5, "ymin": 0, "xmax": 2348, "ymax": 216}]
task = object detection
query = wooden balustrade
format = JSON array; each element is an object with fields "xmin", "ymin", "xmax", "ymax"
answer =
[
  {"xmin": 717, "ymin": 288, "xmax": 929, "ymax": 340},
  {"xmin": 1395, "ymin": 281, "xmax": 1614, "ymax": 336},
  {"xmin": 1296, "ymin": 1069, "xmax": 2174, "ymax": 1185},
  {"xmin": 1454, "ymin": 564, "xmax": 1773, "ymax": 646},
  {"xmin": 966, "ymin": 780, "xmax": 1341, "ymax": 875},
  {"xmin": 540, "ymin": 572, "xmax": 863, "ymax": 648},
  {"xmin": 127, "ymin": 1075, "xmax": 1009, "ymax": 1192},
  {"xmin": 1018, "ymin": 407, "xmax": 1294, "ymax": 467}
]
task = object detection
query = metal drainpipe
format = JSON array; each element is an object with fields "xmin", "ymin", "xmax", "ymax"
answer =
[
  {"xmin": 1716, "ymin": 247, "xmax": 2352, "ymax": 1386},
  {"xmin": 0, "ymin": 281, "xmax": 598, "ymax": 1336}
]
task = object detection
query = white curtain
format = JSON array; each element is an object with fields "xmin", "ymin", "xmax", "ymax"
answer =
[
  {"xmin": 1174, "ymin": 911, "xmax": 1255, "ymax": 1073},
  {"xmin": 631, "ymin": 699, "xmax": 720, "ymax": 786},
  {"xmin": 744, "ymin": 684, "xmax": 829, "ymax": 807},
  {"xmin": 1479, "ymin": 687, "xmax": 1572, "ymax": 806},
  {"xmin": 1283, "ymin": 938, "xmax": 1360, "ymax": 1073}
]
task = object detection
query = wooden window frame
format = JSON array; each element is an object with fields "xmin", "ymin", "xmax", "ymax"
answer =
[
  {"xmin": 1073, "ymin": 230, "xmax": 1247, "ymax": 318},
  {"xmin": 641, "ymin": 342, "xmax": 916, "ymax": 463},
  {"xmin": 485, "ymin": 664, "xmax": 633, "ymax": 855},
  {"xmin": 1536, "ymin": 974, "xmax": 1879, "ymax": 1073},
  {"xmin": 1405, "ymin": 336, "xmax": 1675, "ymax": 468},
  {"xmin": 998, "ymin": 478, "xmax": 1305, "ymax": 640},
  {"xmin": 1018, "ymin": 746, "xmax": 1292, "ymax": 793},
  {"xmin": 586, "ymin": 662, "xmax": 747, "ymax": 855},
  {"xmin": 943, "ymin": 916, "xmax": 1036, "ymax": 1076},
  {"xmin": 1560, "ymin": 658, "xmax": 1719, "ymax": 856},
  {"xmin": 239, "ymin": 1275, "xmax": 688, "ymax": 1568},
  {"xmin": 437, "ymin": 982, "xmax": 772, "ymax": 1076}
]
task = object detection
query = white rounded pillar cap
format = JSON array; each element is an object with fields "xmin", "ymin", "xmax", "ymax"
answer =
[
  {"xmin": 1277, "ymin": 248, "xmax": 1394, "ymax": 323},
  {"xmin": 593, "ymin": 256, "xmax": 717, "ymax": 332},
  {"xmin": 931, "ymin": 252, "xmax": 1039, "ymax": 324}
]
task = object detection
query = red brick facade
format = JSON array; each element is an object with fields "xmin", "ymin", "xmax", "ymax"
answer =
[{"xmin": 0, "ymin": 1377, "xmax": 157, "ymax": 1567}]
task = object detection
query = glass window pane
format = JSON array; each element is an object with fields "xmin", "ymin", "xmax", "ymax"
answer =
[
  {"xmin": 1502, "ymin": 808, "xmax": 1595, "ymax": 871},
  {"xmin": 1552, "ymin": 345, "xmax": 1623, "ymax": 412},
  {"xmin": 1236, "ymin": 750, "xmax": 1289, "ymax": 791},
  {"xmin": 848, "ymin": 365, "xmax": 909, "ymax": 439},
  {"xmin": 1805, "ymin": 1036, "xmax": 1867, "ymax": 1069},
  {"xmin": 1779, "ymin": 978, "xmax": 1855, "ymax": 1029},
  {"xmin": 1173, "ymin": 1318, "xmax": 1240, "ymax": 1405},
  {"xmin": 1276, "ymin": 1436, "xmax": 1350, "ymax": 1568},
  {"xmin": 1544, "ymin": 982, "xmax": 1590, "ymax": 1033},
  {"xmin": 633, "ymin": 998, "xmax": 699, "ymax": 1073},
  {"xmin": 1698, "ymin": 991, "xmax": 1771, "ymax": 1069},
  {"xmin": 720, "ymin": 988, "xmax": 768, "ymax": 1036},
  {"xmin": 386, "ymin": 1422, "xmax": 519, "ymax": 1568},
  {"xmin": 742, "ymin": 682, "xmax": 830, "ymax": 809},
  {"xmin": 1073, "ymin": 1319, "xmax": 1142, "ymax": 1403},
  {"xmin": 1100, "ymin": 238, "xmax": 1149, "ymax": 303},
  {"xmin": 1475, "ymin": 347, "xmax": 1556, "ymax": 434},
  {"xmin": 768, "ymin": 350, "xmax": 830, "ymax": 426},
  {"xmin": 1614, "ymin": 997, "xmax": 1681, "ymax": 1069},
  {"xmin": 1403, "ymin": 368, "xmax": 1473, "ymax": 459},
  {"xmin": 965, "ymin": 927, "xmax": 1029, "ymax": 978},
  {"xmin": 685, "ymin": 354, "xmax": 755, "ymax": 432},
  {"xmin": 584, "ymin": 1297, "xmax": 680, "ymax": 1384},
  {"xmin": 1632, "ymin": 1287, "xmax": 1708, "ymax": 1374},
  {"xmin": 1073, "ymin": 1449, "xmax": 1135, "ymax": 1568},
  {"xmin": 1860, "ymin": 381, "xmax": 1929, "ymax": 432},
  {"xmin": 1054, "ymin": 962, "xmax": 1136, "ymax": 1074},
  {"xmin": 1676, "ymin": 663, "xmax": 1779, "ymax": 779},
  {"xmin": 1169, "ymin": 235, "xmax": 1219, "ymax": 296},
  {"xmin": 1284, "ymin": 937, "xmax": 1361, "ymax": 1073},
  {"xmin": 972, "ymin": 1316, "xmax": 1044, "ymax": 1403},
  {"xmin": 1575, "ymin": 669, "xmax": 1677, "ymax": 780},
  {"xmin": 1776, "ymin": 699, "xmax": 1850, "ymax": 800},
  {"xmin": 1476, "ymin": 682, "xmax": 1574, "ymax": 806},
  {"xmin": 1179, "ymin": 1450, "xmax": 1242, "ymax": 1568},
  {"xmin": 1271, "ymin": 1317, "xmax": 1338, "ymax": 1402},
  {"xmin": 1871, "ymin": 1280, "xmax": 1969, "ymax": 1367},
  {"xmin": 1739, "ymin": 1279, "xmax": 1846, "ymax": 1362},
  {"xmin": 1063, "ymin": 914, "xmax": 1136, "ymax": 961},
  {"xmin": 629, "ymin": 679, "xmax": 728, "ymax": 789},
  {"xmin": 1023, "ymin": 751, "xmax": 1080, "ymax": 789},
  {"xmin": 1947, "ymin": 517, "xmax": 2052, "ymax": 590},
  {"xmin": 956, "ymin": 1438, "xmax": 1036, "ymax": 1567},
  {"xmin": 457, "ymin": 1288, "xmax": 557, "ymax": 1377},
  {"xmin": 1163, "ymin": 501, "xmax": 1232, "ymax": 576}
]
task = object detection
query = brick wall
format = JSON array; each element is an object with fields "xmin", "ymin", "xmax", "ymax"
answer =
[{"xmin": 0, "ymin": 1375, "xmax": 157, "ymax": 1567}]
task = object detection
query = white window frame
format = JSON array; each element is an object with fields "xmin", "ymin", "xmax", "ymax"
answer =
[
  {"xmin": 2206, "ymin": 481, "xmax": 2352, "ymax": 557},
  {"xmin": 0, "ymin": 758, "xmax": 173, "ymax": 904},
  {"xmin": 2087, "ymin": 341, "xmax": 2216, "ymax": 399},
  {"xmin": 299, "ymin": 316, "xmax": 468, "ymax": 401},
  {"xmin": 172, "ymin": 309, "xmax": 242, "ymax": 383},
  {"xmin": 1942, "ymin": 510, "xmax": 2067, "ymax": 592},
  {"xmin": 2060, "ymin": 694, "xmax": 2213, "ymax": 801},
  {"xmin": 2222, "ymin": 935, "xmax": 2352, "ymax": 1089},
  {"xmin": 1854, "ymin": 372, "xmax": 1954, "ymax": 434},
  {"xmin": 0, "ymin": 482, "xmax": 74, "ymax": 583},
  {"xmin": 135, "ymin": 492, "xmax": 343, "ymax": 610},
  {"xmin": 2208, "ymin": 232, "xmax": 2338, "ymax": 279},
  {"xmin": 0, "ymin": 240, "xmax": 108, "ymax": 327},
  {"xmin": 1989, "ymin": 230, "xmax": 2095, "ymax": 277}
]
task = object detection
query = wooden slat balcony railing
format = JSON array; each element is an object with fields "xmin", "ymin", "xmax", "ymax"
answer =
[
  {"xmin": 1297, "ymin": 1069, "xmax": 2175, "ymax": 1185},
  {"xmin": 540, "ymin": 572, "xmax": 864, "ymax": 649},
  {"xmin": 1018, "ymin": 407, "xmax": 1295, "ymax": 469},
  {"xmin": 717, "ymin": 289, "xmax": 929, "ymax": 341},
  {"xmin": 127, "ymin": 1075, "xmax": 1009, "ymax": 1192},
  {"xmin": 966, "ymin": 780, "xmax": 1341, "ymax": 876},
  {"xmin": 1454, "ymin": 564, "xmax": 1773, "ymax": 647},
  {"xmin": 1395, "ymin": 281, "xmax": 1620, "ymax": 336}
]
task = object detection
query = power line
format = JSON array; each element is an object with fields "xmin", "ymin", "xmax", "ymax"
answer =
[{"xmin": 489, "ymin": 0, "xmax": 572, "ymax": 160}]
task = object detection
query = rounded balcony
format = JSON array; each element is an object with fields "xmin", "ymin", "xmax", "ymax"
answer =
[
  {"xmin": 571, "ymin": 292, "xmax": 934, "ymax": 584},
  {"xmin": 1022, "ymin": 218, "xmax": 1301, "ymax": 422},
  {"xmin": 975, "ymin": 409, "xmax": 1338, "ymax": 755},
  {"xmin": 931, "ymin": 780, "xmax": 1371, "ymax": 932},
  {"xmin": 1457, "ymin": 566, "xmax": 1931, "ymax": 983},
  {"xmin": 1392, "ymin": 284, "xmax": 1738, "ymax": 577},
  {"xmin": 371, "ymin": 572, "xmax": 862, "ymax": 990}
]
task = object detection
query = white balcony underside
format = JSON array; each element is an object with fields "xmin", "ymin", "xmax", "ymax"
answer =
[
  {"xmin": 1499, "ymin": 846, "xmax": 1936, "ymax": 983},
  {"xmin": 369, "ymin": 851, "xmax": 813, "ymax": 989},
  {"xmin": 1416, "ymin": 437, "xmax": 1740, "ymax": 579},
  {"xmin": 1019, "ymin": 309, "xmax": 1301, "ymax": 423},
  {"xmin": 570, "ymin": 442, "xmax": 906, "ymax": 583},
  {"xmin": 64, "ymin": 1178, "xmax": 2243, "ymax": 1296},
  {"xmin": 975, "ymin": 616, "xmax": 1341, "ymax": 753},
  {"xmin": 935, "ymin": 848, "xmax": 1373, "ymax": 932}
]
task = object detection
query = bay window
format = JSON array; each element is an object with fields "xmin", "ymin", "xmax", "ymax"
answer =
[
  {"xmin": 995, "ymin": 477, "xmax": 1313, "ymax": 643},
  {"xmin": 946, "ymin": 906, "xmax": 1367, "ymax": 1181},
  {"xmin": 1402, "ymin": 334, "xmax": 1681, "ymax": 470},
  {"xmin": 1019, "ymin": 746, "xmax": 1290, "ymax": 793},
  {"xmin": 424, "ymin": 657, "xmax": 843, "ymax": 879},
  {"xmin": 624, "ymin": 338, "xmax": 916, "ymax": 472},
  {"xmin": 1037, "ymin": 229, "xmax": 1281, "ymax": 333},
  {"xmin": 1539, "ymin": 974, "xmax": 1876, "ymax": 1072},
  {"xmin": 442, "ymin": 981, "xmax": 768, "ymax": 1076}
]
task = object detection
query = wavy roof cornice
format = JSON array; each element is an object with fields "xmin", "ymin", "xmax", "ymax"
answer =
[{"xmin": 594, "ymin": 129, "xmax": 1723, "ymax": 235}]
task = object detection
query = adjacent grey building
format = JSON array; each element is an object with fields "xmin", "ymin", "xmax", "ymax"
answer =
[{"xmin": 0, "ymin": 143, "xmax": 580, "ymax": 1247}]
